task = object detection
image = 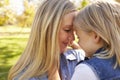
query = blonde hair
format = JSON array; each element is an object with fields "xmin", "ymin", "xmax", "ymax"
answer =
[
  {"xmin": 8, "ymin": 0, "xmax": 75, "ymax": 79},
  {"xmin": 74, "ymin": 0, "xmax": 120, "ymax": 67}
]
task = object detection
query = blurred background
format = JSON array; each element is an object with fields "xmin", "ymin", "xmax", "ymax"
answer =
[{"xmin": 0, "ymin": 0, "xmax": 119, "ymax": 80}]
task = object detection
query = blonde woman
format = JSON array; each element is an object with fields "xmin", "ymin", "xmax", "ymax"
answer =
[
  {"xmin": 72, "ymin": 0, "xmax": 120, "ymax": 80},
  {"xmin": 8, "ymin": 0, "xmax": 85, "ymax": 80}
]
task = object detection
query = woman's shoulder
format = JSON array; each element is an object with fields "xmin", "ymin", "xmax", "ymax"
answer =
[
  {"xmin": 14, "ymin": 69, "xmax": 48, "ymax": 80},
  {"xmin": 29, "ymin": 74, "xmax": 48, "ymax": 80}
]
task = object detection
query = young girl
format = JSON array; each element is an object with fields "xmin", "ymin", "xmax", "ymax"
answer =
[{"xmin": 72, "ymin": 0, "xmax": 120, "ymax": 80}]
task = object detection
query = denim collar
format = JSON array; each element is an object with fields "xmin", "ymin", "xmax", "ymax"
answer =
[
  {"xmin": 63, "ymin": 51, "xmax": 76, "ymax": 60},
  {"xmin": 63, "ymin": 49, "xmax": 85, "ymax": 61},
  {"xmin": 95, "ymin": 47, "xmax": 106, "ymax": 54}
]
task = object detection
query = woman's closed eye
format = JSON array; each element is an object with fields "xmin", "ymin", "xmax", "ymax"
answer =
[{"xmin": 64, "ymin": 29, "xmax": 72, "ymax": 32}]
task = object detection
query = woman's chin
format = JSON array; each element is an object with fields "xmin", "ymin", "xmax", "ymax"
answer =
[{"xmin": 60, "ymin": 48, "xmax": 67, "ymax": 54}]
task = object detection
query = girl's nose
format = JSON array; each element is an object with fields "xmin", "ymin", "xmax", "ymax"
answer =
[
  {"xmin": 71, "ymin": 32, "xmax": 75, "ymax": 41},
  {"xmin": 68, "ymin": 32, "xmax": 75, "ymax": 43}
]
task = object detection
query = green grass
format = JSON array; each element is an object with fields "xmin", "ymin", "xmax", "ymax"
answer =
[{"xmin": 0, "ymin": 26, "xmax": 30, "ymax": 80}]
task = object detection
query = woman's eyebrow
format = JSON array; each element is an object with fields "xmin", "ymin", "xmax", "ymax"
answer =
[{"xmin": 64, "ymin": 25, "xmax": 73, "ymax": 28}]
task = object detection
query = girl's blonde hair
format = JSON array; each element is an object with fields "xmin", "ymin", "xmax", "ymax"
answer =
[
  {"xmin": 74, "ymin": 0, "xmax": 120, "ymax": 67},
  {"xmin": 8, "ymin": 0, "xmax": 75, "ymax": 79}
]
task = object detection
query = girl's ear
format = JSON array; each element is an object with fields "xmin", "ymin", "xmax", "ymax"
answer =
[{"xmin": 91, "ymin": 32, "xmax": 101, "ymax": 43}]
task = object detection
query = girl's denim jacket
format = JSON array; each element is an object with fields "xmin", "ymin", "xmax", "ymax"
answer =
[{"xmin": 83, "ymin": 48, "xmax": 120, "ymax": 80}]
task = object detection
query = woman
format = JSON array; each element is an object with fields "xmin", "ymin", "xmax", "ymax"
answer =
[{"xmin": 8, "ymin": 0, "xmax": 85, "ymax": 80}]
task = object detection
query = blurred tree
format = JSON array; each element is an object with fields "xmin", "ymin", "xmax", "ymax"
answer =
[
  {"xmin": 0, "ymin": 0, "xmax": 8, "ymax": 7},
  {"xmin": 17, "ymin": 0, "xmax": 35, "ymax": 27},
  {"xmin": 0, "ymin": 0, "xmax": 11, "ymax": 26},
  {"xmin": 0, "ymin": 8, "xmax": 8, "ymax": 26},
  {"xmin": 81, "ymin": 0, "xmax": 89, "ymax": 8},
  {"xmin": 77, "ymin": 0, "xmax": 90, "ymax": 10},
  {"xmin": 0, "ymin": 0, "xmax": 35, "ymax": 27},
  {"xmin": 5, "ymin": 0, "xmax": 9, "ymax": 5},
  {"xmin": 5, "ymin": 8, "xmax": 17, "ymax": 25}
]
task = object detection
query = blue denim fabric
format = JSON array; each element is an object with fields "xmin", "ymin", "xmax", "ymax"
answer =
[
  {"xmin": 14, "ymin": 49, "xmax": 84, "ymax": 80},
  {"xmin": 29, "ymin": 75, "xmax": 48, "ymax": 80},
  {"xmin": 60, "ymin": 49, "xmax": 85, "ymax": 80},
  {"xmin": 14, "ymin": 71, "xmax": 48, "ymax": 80},
  {"xmin": 83, "ymin": 48, "xmax": 120, "ymax": 80}
]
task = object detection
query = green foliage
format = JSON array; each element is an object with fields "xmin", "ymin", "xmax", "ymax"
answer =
[
  {"xmin": 81, "ymin": 0, "xmax": 89, "ymax": 8},
  {"xmin": 0, "ymin": 0, "xmax": 17, "ymax": 26},
  {"xmin": 0, "ymin": 26, "xmax": 29, "ymax": 80},
  {"xmin": 0, "ymin": 0, "xmax": 9, "ymax": 26},
  {"xmin": 0, "ymin": 8, "xmax": 17, "ymax": 26},
  {"xmin": 17, "ymin": 0, "xmax": 35, "ymax": 27},
  {"xmin": 0, "ymin": 37, "xmax": 28, "ymax": 80},
  {"xmin": 0, "ymin": 0, "xmax": 6, "ymax": 7},
  {"xmin": 5, "ymin": 8, "xmax": 17, "ymax": 25},
  {"xmin": 0, "ymin": 0, "xmax": 35, "ymax": 27},
  {"xmin": 5, "ymin": 0, "xmax": 9, "ymax": 5},
  {"xmin": 78, "ymin": 0, "xmax": 90, "ymax": 10},
  {"xmin": 0, "ymin": 10, "xmax": 8, "ymax": 26}
]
